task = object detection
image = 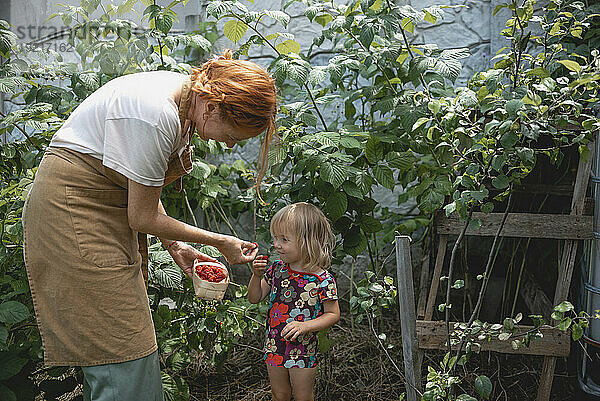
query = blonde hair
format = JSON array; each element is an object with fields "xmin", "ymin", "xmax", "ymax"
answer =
[
  {"xmin": 190, "ymin": 49, "xmax": 277, "ymax": 186},
  {"xmin": 270, "ymin": 202, "xmax": 336, "ymax": 272}
]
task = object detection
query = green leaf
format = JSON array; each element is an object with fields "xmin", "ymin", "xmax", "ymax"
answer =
[
  {"xmin": 369, "ymin": 0, "xmax": 382, "ymax": 11},
  {"xmin": 365, "ymin": 137, "xmax": 384, "ymax": 164},
  {"xmin": 491, "ymin": 175, "xmax": 509, "ymax": 189},
  {"xmin": 558, "ymin": 317, "xmax": 572, "ymax": 331},
  {"xmin": 308, "ymin": 66, "xmax": 328, "ymax": 86},
  {"xmin": 386, "ymin": 151, "xmax": 415, "ymax": 171},
  {"xmin": 0, "ymin": 384, "xmax": 16, "ymax": 401},
  {"xmin": 481, "ymin": 202, "xmax": 494, "ymax": 213},
  {"xmin": 343, "ymin": 227, "xmax": 367, "ymax": 257},
  {"xmin": 116, "ymin": 0, "xmax": 136, "ymax": 16},
  {"xmin": 191, "ymin": 160, "xmax": 212, "ymax": 180},
  {"xmin": 373, "ymin": 165, "xmax": 395, "ymax": 190},
  {"xmin": 359, "ymin": 24, "xmax": 375, "ymax": 48},
  {"xmin": 0, "ymin": 351, "xmax": 27, "ymax": 380},
  {"xmin": 264, "ymin": 10, "xmax": 291, "ymax": 27},
  {"xmin": 320, "ymin": 162, "xmax": 347, "ymax": 189},
  {"xmin": 506, "ymin": 99, "xmax": 523, "ymax": 117},
  {"xmin": 324, "ymin": 191, "xmax": 348, "ymax": 221},
  {"xmin": 579, "ymin": 145, "xmax": 591, "ymax": 162},
  {"xmin": 0, "ymin": 77, "xmax": 27, "ymax": 95},
  {"xmin": 498, "ymin": 332, "xmax": 511, "ymax": 341},
  {"xmin": 433, "ymin": 59, "xmax": 462, "ymax": 82},
  {"xmin": 360, "ymin": 215, "xmax": 382, "ymax": 233},
  {"xmin": 315, "ymin": 13, "xmax": 333, "ymax": 27},
  {"xmin": 572, "ymin": 323, "xmax": 583, "ymax": 341},
  {"xmin": 153, "ymin": 265, "xmax": 183, "ymax": 289},
  {"xmin": 0, "ymin": 28, "xmax": 16, "ymax": 56},
  {"xmin": 355, "ymin": 171, "xmax": 374, "ymax": 195},
  {"xmin": 424, "ymin": 11, "xmax": 437, "ymax": 24},
  {"xmin": 412, "ymin": 117, "xmax": 430, "ymax": 132},
  {"xmin": 401, "ymin": 17, "xmax": 414, "ymax": 33},
  {"xmin": 188, "ymin": 34, "xmax": 212, "ymax": 50},
  {"xmin": 206, "ymin": 1, "xmax": 230, "ymax": 19},
  {"xmin": 78, "ymin": 73, "xmax": 101, "ymax": 91},
  {"xmin": 275, "ymin": 39, "xmax": 300, "ymax": 55},
  {"xmin": 0, "ymin": 325, "xmax": 6, "ymax": 349},
  {"xmin": 452, "ymin": 279, "xmax": 464, "ymax": 289},
  {"xmin": 317, "ymin": 329, "xmax": 334, "ymax": 353},
  {"xmin": 554, "ymin": 301, "xmax": 574, "ymax": 313},
  {"xmin": 287, "ymin": 60, "xmax": 310, "ymax": 85},
  {"xmin": 557, "ymin": 59, "xmax": 581, "ymax": 73},
  {"xmin": 444, "ymin": 201, "xmax": 456, "ymax": 216},
  {"xmin": 419, "ymin": 189, "xmax": 445, "ymax": 213},
  {"xmin": 223, "ymin": 20, "xmax": 248, "ymax": 43},
  {"xmin": 527, "ymin": 67, "xmax": 550, "ymax": 78},
  {"xmin": 0, "ymin": 301, "xmax": 29, "ymax": 324},
  {"xmin": 475, "ymin": 375, "xmax": 492, "ymax": 400},
  {"xmin": 493, "ymin": 4, "xmax": 507, "ymax": 15},
  {"xmin": 342, "ymin": 181, "xmax": 363, "ymax": 199},
  {"xmin": 300, "ymin": 112, "xmax": 318, "ymax": 127},
  {"xmin": 161, "ymin": 371, "xmax": 189, "ymax": 401},
  {"xmin": 339, "ymin": 135, "xmax": 363, "ymax": 149},
  {"xmin": 155, "ymin": 13, "xmax": 173, "ymax": 35}
]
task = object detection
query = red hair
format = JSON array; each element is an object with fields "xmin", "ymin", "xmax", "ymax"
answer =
[{"xmin": 190, "ymin": 49, "xmax": 277, "ymax": 186}]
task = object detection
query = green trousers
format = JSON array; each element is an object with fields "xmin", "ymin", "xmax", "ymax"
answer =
[{"xmin": 82, "ymin": 350, "xmax": 164, "ymax": 401}]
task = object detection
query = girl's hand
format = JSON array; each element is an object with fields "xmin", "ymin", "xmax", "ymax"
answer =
[
  {"xmin": 252, "ymin": 255, "xmax": 269, "ymax": 277},
  {"xmin": 168, "ymin": 241, "xmax": 217, "ymax": 279},
  {"xmin": 217, "ymin": 235, "xmax": 258, "ymax": 265},
  {"xmin": 281, "ymin": 320, "xmax": 309, "ymax": 342}
]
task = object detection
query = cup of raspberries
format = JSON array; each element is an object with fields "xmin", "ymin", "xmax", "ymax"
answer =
[{"xmin": 192, "ymin": 260, "xmax": 229, "ymax": 301}]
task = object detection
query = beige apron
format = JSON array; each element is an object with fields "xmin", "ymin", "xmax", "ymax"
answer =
[{"xmin": 22, "ymin": 80, "xmax": 196, "ymax": 367}]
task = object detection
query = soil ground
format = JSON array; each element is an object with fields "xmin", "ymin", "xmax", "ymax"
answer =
[
  {"xmin": 35, "ymin": 311, "xmax": 599, "ymax": 401},
  {"xmin": 183, "ymin": 313, "xmax": 597, "ymax": 401}
]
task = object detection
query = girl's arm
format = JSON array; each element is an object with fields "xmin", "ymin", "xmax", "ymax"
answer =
[
  {"xmin": 281, "ymin": 299, "xmax": 340, "ymax": 341},
  {"xmin": 127, "ymin": 180, "xmax": 258, "ymax": 265},
  {"xmin": 248, "ymin": 256, "xmax": 271, "ymax": 303}
]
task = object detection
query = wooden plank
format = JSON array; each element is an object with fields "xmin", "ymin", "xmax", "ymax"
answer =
[
  {"xmin": 416, "ymin": 320, "xmax": 571, "ymax": 357},
  {"xmin": 436, "ymin": 212, "xmax": 592, "ymax": 240},
  {"xmin": 396, "ymin": 236, "xmax": 421, "ymax": 400},
  {"xmin": 515, "ymin": 184, "xmax": 574, "ymax": 197},
  {"xmin": 425, "ymin": 235, "xmax": 447, "ymax": 321},
  {"xmin": 416, "ymin": 255, "xmax": 430, "ymax": 320}
]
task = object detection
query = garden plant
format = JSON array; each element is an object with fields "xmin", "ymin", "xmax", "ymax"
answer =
[{"xmin": 0, "ymin": 0, "xmax": 599, "ymax": 400}]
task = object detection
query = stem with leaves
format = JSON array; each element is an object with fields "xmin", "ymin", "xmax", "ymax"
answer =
[
  {"xmin": 450, "ymin": 190, "xmax": 514, "ymax": 378},
  {"xmin": 444, "ymin": 208, "xmax": 473, "ymax": 356},
  {"xmin": 230, "ymin": 13, "xmax": 328, "ymax": 129}
]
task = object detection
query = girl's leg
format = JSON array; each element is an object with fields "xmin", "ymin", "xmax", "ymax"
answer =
[
  {"xmin": 267, "ymin": 366, "xmax": 292, "ymax": 401},
  {"xmin": 289, "ymin": 367, "xmax": 317, "ymax": 401}
]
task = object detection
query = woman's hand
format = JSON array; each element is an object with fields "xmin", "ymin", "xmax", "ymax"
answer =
[
  {"xmin": 168, "ymin": 241, "xmax": 217, "ymax": 279},
  {"xmin": 281, "ymin": 321, "xmax": 310, "ymax": 342},
  {"xmin": 217, "ymin": 235, "xmax": 258, "ymax": 265}
]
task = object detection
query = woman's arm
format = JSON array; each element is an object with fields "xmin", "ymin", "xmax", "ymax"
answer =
[
  {"xmin": 127, "ymin": 179, "xmax": 257, "ymax": 264},
  {"xmin": 280, "ymin": 299, "xmax": 340, "ymax": 341}
]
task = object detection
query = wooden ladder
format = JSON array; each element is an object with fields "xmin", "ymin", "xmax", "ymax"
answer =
[{"xmin": 413, "ymin": 143, "xmax": 594, "ymax": 401}]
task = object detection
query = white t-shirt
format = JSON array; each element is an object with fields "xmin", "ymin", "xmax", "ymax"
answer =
[{"xmin": 50, "ymin": 71, "xmax": 189, "ymax": 186}]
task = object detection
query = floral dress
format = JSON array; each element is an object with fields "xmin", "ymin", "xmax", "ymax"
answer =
[{"xmin": 262, "ymin": 260, "xmax": 338, "ymax": 368}]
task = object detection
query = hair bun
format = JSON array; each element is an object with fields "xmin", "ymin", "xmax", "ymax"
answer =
[{"xmin": 222, "ymin": 49, "xmax": 233, "ymax": 60}]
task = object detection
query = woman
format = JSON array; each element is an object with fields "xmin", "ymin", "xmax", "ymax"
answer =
[{"xmin": 22, "ymin": 49, "xmax": 277, "ymax": 400}]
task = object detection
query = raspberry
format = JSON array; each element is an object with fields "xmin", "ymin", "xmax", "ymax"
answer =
[{"xmin": 194, "ymin": 262, "xmax": 227, "ymax": 283}]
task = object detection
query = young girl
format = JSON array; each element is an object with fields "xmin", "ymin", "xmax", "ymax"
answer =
[{"xmin": 248, "ymin": 202, "xmax": 340, "ymax": 401}]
